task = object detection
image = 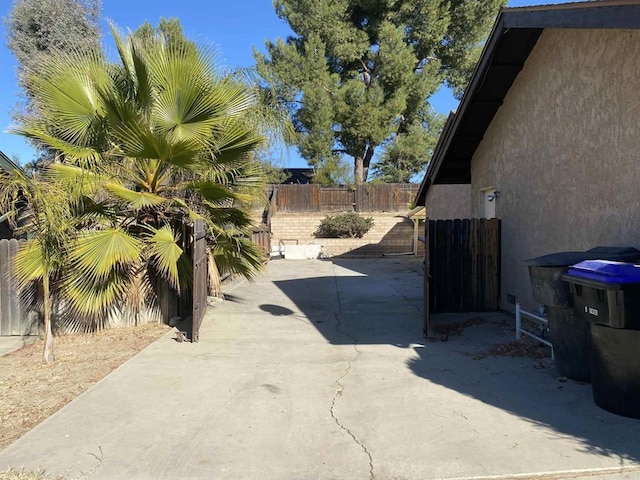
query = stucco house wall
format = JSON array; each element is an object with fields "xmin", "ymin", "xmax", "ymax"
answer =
[
  {"xmin": 471, "ymin": 28, "xmax": 640, "ymax": 311},
  {"xmin": 424, "ymin": 184, "xmax": 471, "ymax": 220}
]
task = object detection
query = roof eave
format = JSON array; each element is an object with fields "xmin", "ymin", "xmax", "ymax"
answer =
[
  {"xmin": 0, "ymin": 150, "xmax": 21, "ymax": 173},
  {"xmin": 416, "ymin": 1, "xmax": 640, "ymax": 204}
]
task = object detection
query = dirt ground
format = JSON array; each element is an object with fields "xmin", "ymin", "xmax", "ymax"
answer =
[{"xmin": 0, "ymin": 323, "xmax": 170, "ymax": 453}]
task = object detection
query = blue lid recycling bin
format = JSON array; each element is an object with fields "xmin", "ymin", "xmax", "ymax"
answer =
[{"xmin": 562, "ymin": 261, "xmax": 640, "ymax": 329}]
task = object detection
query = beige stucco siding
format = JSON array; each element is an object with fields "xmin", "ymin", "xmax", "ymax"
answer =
[
  {"xmin": 471, "ymin": 28, "xmax": 640, "ymax": 311},
  {"xmin": 424, "ymin": 184, "xmax": 471, "ymax": 220}
]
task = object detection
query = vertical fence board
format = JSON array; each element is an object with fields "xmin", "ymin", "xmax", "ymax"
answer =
[
  {"xmin": 8, "ymin": 240, "xmax": 22, "ymax": 334},
  {"xmin": 0, "ymin": 240, "xmax": 10, "ymax": 336},
  {"xmin": 460, "ymin": 219, "xmax": 471, "ymax": 312},
  {"xmin": 477, "ymin": 219, "xmax": 487, "ymax": 311},
  {"xmin": 251, "ymin": 225, "xmax": 271, "ymax": 260},
  {"xmin": 320, "ymin": 188, "xmax": 356, "ymax": 212},
  {"xmin": 431, "ymin": 220, "xmax": 439, "ymax": 311},
  {"xmin": 0, "ymin": 239, "xmax": 32, "ymax": 336},
  {"xmin": 436, "ymin": 220, "xmax": 445, "ymax": 312},
  {"xmin": 444, "ymin": 220, "xmax": 453, "ymax": 311},
  {"xmin": 485, "ymin": 219, "xmax": 501, "ymax": 310},
  {"xmin": 426, "ymin": 218, "xmax": 501, "ymax": 314},
  {"xmin": 452, "ymin": 219, "xmax": 462, "ymax": 312},
  {"xmin": 191, "ymin": 219, "xmax": 207, "ymax": 343},
  {"xmin": 470, "ymin": 219, "xmax": 478, "ymax": 311},
  {"xmin": 276, "ymin": 184, "xmax": 322, "ymax": 212}
]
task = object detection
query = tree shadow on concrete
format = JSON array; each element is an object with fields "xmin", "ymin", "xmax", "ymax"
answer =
[
  {"xmin": 270, "ymin": 257, "xmax": 425, "ymax": 348},
  {"xmin": 407, "ymin": 317, "xmax": 640, "ymax": 464}
]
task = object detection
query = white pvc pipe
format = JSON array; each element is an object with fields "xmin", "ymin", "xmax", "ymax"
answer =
[{"xmin": 515, "ymin": 302, "xmax": 555, "ymax": 361}]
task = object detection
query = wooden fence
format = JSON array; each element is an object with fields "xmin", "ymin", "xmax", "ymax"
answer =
[
  {"xmin": 426, "ymin": 218, "xmax": 501, "ymax": 316},
  {"xmin": 272, "ymin": 184, "xmax": 419, "ymax": 213},
  {"xmin": 251, "ymin": 224, "xmax": 271, "ymax": 260},
  {"xmin": 0, "ymin": 239, "xmax": 38, "ymax": 336}
]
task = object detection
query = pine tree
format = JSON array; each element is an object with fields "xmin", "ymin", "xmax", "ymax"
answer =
[{"xmin": 255, "ymin": 0, "xmax": 506, "ymax": 184}]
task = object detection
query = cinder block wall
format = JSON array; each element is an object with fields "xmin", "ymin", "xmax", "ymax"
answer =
[{"xmin": 270, "ymin": 212, "xmax": 424, "ymax": 257}]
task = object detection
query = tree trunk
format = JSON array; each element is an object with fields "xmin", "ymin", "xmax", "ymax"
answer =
[
  {"xmin": 354, "ymin": 146, "xmax": 375, "ymax": 185},
  {"xmin": 42, "ymin": 275, "xmax": 54, "ymax": 364},
  {"xmin": 208, "ymin": 252, "xmax": 224, "ymax": 299},
  {"xmin": 363, "ymin": 145, "xmax": 374, "ymax": 182},
  {"xmin": 354, "ymin": 156, "xmax": 365, "ymax": 185}
]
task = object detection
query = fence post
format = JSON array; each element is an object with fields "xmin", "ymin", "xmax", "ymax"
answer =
[{"xmin": 515, "ymin": 302, "xmax": 522, "ymax": 340}]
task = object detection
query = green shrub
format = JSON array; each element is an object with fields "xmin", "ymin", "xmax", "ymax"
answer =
[{"xmin": 314, "ymin": 212, "xmax": 374, "ymax": 239}]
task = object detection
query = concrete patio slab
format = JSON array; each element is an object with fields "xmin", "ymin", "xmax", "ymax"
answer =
[{"xmin": 0, "ymin": 258, "xmax": 638, "ymax": 479}]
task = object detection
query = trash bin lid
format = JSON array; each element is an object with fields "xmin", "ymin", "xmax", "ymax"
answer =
[
  {"xmin": 525, "ymin": 251, "xmax": 591, "ymax": 267},
  {"xmin": 585, "ymin": 246, "xmax": 640, "ymax": 262},
  {"xmin": 525, "ymin": 247, "xmax": 640, "ymax": 267},
  {"xmin": 566, "ymin": 260, "xmax": 640, "ymax": 285}
]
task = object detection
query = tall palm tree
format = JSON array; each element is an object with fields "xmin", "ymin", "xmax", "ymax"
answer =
[{"xmin": 8, "ymin": 25, "xmax": 271, "ymax": 344}]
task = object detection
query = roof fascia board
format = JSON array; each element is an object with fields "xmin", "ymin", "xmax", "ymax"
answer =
[
  {"xmin": 503, "ymin": 5, "xmax": 640, "ymax": 29},
  {"xmin": 507, "ymin": 0, "xmax": 640, "ymax": 13},
  {"xmin": 0, "ymin": 150, "xmax": 21, "ymax": 173}
]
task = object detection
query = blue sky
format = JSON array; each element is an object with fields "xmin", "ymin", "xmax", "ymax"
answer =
[{"xmin": 0, "ymin": 0, "xmax": 575, "ymax": 167}]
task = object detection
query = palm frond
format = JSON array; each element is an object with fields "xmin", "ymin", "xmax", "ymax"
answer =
[
  {"xmin": 110, "ymin": 23, "xmax": 135, "ymax": 81},
  {"xmin": 213, "ymin": 236, "xmax": 264, "ymax": 280},
  {"xmin": 105, "ymin": 182, "xmax": 168, "ymax": 209},
  {"xmin": 44, "ymin": 163, "xmax": 103, "ymax": 199},
  {"xmin": 13, "ymin": 240, "xmax": 46, "ymax": 287},
  {"xmin": 62, "ymin": 266, "xmax": 133, "ymax": 318},
  {"xmin": 69, "ymin": 228, "xmax": 143, "ymax": 282},
  {"xmin": 185, "ymin": 181, "xmax": 238, "ymax": 203},
  {"xmin": 130, "ymin": 40, "xmax": 153, "ymax": 113},
  {"xmin": 202, "ymin": 204, "xmax": 254, "ymax": 231},
  {"xmin": 21, "ymin": 49, "xmax": 110, "ymax": 154},
  {"xmin": 11, "ymin": 126, "xmax": 103, "ymax": 167},
  {"xmin": 207, "ymin": 120, "xmax": 264, "ymax": 165},
  {"xmin": 144, "ymin": 225, "xmax": 183, "ymax": 291}
]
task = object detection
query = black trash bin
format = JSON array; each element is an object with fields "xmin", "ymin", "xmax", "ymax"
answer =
[
  {"xmin": 525, "ymin": 247, "xmax": 640, "ymax": 381},
  {"xmin": 563, "ymin": 260, "xmax": 640, "ymax": 418},
  {"xmin": 525, "ymin": 252, "xmax": 591, "ymax": 307},
  {"xmin": 589, "ymin": 323, "xmax": 640, "ymax": 418},
  {"xmin": 545, "ymin": 307, "xmax": 590, "ymax": 381}
]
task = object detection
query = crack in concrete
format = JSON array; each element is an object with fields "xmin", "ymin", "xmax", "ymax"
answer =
[
  {"xmin": 329, "ymin": 346, "xmax": 375, "ymax": 479},
  {"xmin": 330, "ymin": 262, "xmax": 375, "ymax": 479},
  {"xmin": 65, "ymin": 445, "xmax": 104, "ymax": 480},
  {"xmin": 388, "ymin": 283, "xmax": 423, "ymax": 315}
]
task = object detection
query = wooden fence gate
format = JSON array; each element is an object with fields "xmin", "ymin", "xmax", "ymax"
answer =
[
  {"xmin": 423, "ymin": 218, "xmax": 501, "ymax": 337},
  {"xmin": 189, "ymin": 219, "xmax": 207, "ymax": 343},
  {"xmin": 171, "ymin": 219, "xmax": 208, "ymax": 342}
]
